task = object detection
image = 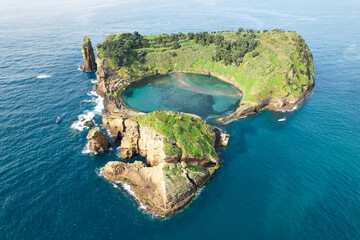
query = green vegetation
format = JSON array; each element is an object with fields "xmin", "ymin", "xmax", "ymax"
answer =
[
  {"xmin": 164, "ymin": 142, "xmax": 182, "ymax": 156},
  {"xmin": 97, "ymin": 32, "xmax": 147, "ymax": 67},
  {"xmin": 87, "ymin": 127, "xmax": 99, "ymax": 139},
  {"xmin": 163, "ymin": 163, "xmax": 184, "ymax": 183},
  {"xmin": 97, "ymin": 28, "xmax": 314, "ymax": 103},
  {"xmin": 82, "ymin": 35, "xmax": 91, "ymax": 48},
  {"xmin": 122, "ymin": 178, "xmax": 137, "ymax": 186},
  {"xmin": 132, "ymin": 111, "xmax": 218, "ymax": 160},
  {"xmin": 186, "ymin": 164, "xmax": 204, "ymax": 173},
  {"xmin": 84, "ymin": 120, "xmax": 94, "ymax": 127}
]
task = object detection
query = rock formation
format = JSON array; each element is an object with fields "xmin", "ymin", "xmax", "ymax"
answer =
[
  {"xmin": 87, "ymin": 127, "xmax": 110, "ymax": 153},
  {"xmin": 80, "ymin": 35, "xmax": 97, "ymax": 72},
  {"xmin": 101, "ymin": 112, "xmax": 229, "ymax": 216}
]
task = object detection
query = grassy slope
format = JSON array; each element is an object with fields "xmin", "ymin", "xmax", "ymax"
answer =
[
  {"xmin": 132, "ymin": 111, "xmax": 218, "ymax": 160},
  {"xmin": 98, "ymin": 31, "xmax": 313, "ymax": 103}
]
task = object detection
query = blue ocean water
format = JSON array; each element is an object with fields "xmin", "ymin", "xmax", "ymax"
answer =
[
  {"xmin": 122, "ymin": 73, "xmax": 242, "ymax": 119},
  {"xmin": 0, "ymin": 0, "xmax": 360, "ymax": 239}
]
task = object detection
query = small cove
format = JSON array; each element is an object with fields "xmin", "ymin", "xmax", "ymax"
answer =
[{"xmin": 121, "ymin": 72, "xmax": 242, "ymax": 119}]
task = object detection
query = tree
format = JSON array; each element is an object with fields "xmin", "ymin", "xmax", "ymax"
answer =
[
  {"xmin": 187, "ymin": 32, "xmax": 195, "ymax": 40},
  {"xmin": 236, "ymin": 27, "xmax": 244, "ymax": 35},
  {"xmin": 172, "ymin": 41, "xmax": 181, "ymax": 49},
  {"xmin": 252, "ymin": 51, "xmax": 259, "ymax": 58}
]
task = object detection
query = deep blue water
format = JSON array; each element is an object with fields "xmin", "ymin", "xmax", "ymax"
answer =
[
  {"xmin": 1, "ymin": 0, "xmax": 360, "ymax": 239},
  {"xmin": 122, "ymin": 73, "xmax": 242, "ymax": 119}
]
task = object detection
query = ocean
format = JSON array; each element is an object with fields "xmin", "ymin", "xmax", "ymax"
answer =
[{"xmin": 0, "ymin": 0, "xmax": 359, "ymax": 239}]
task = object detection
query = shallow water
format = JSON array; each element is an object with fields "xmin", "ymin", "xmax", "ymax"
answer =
[
  {"xmin": 1, "ymin": 0, "xmax": 360, "ymax": 239},
  {"xmin": 122, "ymin": 73, "xmax": 242, "ymax": 119}
]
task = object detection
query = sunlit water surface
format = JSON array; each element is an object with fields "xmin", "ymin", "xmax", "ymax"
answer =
[{"xmin": 122, "ymin": 73, "xmax": 242, "ymax": 119}]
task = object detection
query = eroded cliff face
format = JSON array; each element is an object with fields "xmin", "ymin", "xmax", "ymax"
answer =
[
  {"xmin": 101, "ymin": 115, "xmax": 227, "ymax": 216},
  {"xmin": 94, "ymin": 56, "xmax": 120, "ymax": 95},
  {"xmin": 86, "ymin": 127, "xmax": 110, "ymax": 153},
  {"xmin": 80, "ymin": 35, "xmax": 97, "ymax": 72}
]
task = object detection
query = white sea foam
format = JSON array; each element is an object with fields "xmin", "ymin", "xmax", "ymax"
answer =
[
  {"xmin": 71, "ymin": 110, "xmax": 95, "ymax": 131},
  {"xmin": 36, "ymin": 74, "xmax": 51, "ymax": 79},
  {"xmin": 281, "ymin": 105, "xmax": 299, "ymax": 113},
  {"xmin": 290, "ymin": 105, "xmax": 298, "ymax": 111},
  {"xmin": 81, "ymin": 141, "xmax": 94, "ymax": 154},
  {"xmin": 90, "ymin": 79, "xmax": 97, "ymax": 84},
  {"xmin": 105, "ymin": 178, "xmax": 206, "ymax": 219},
  {"xmin": 113, "ymin": 182, "xmax": 150, "ymax": 213},
  {"xmin": 87, "ymin": 91, "xmax": 97, "ymax": 96},
  {"xmin": 94, "ymin": 94, "xmax": 104, "ymax": 114},
  {"xmin": 71, "ymin": 91, "xmax": 104, "ymax": 131}
]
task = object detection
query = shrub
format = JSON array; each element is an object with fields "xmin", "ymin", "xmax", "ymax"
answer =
[{"xmin": 252, "ymin": 51, "xmax": 260, "ymax": 58}]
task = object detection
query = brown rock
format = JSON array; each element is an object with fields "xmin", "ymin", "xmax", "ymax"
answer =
[
  {"xmin": 119, "ymin": 120, "xmax": 140, "ymax": 158},
  {"xmin": 86, "ymin": 127, "xmax": 110, "ymax": 153},
  {"xmin": 101, "ymin": 161, "xmax": 200, "ymax": 216},
  {"xmin": 80, "ymin": 35, "xmax": 97, "ymax": 72}
]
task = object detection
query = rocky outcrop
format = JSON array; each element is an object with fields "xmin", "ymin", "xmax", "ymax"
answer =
[
  {"xmin": 87, "ymin": 127, "xmax": 110, "ymax": 153},
  {"xmin": 119, "ymin": 120, "xmax": 140, "ymax": 159},
  {"xmin": 102, "ymin": 115, "xmax": 222, "ymax": 166},
  {"xmin": 103, "ymin": 116, "xmax": 171, "ymax": 166},
  {"xmin": 80, "ymin": 35, "xmax": 97, "ymax": 72},
  {"xmin": 101, "ymin": 160, "xmax": 213, "ymax": 216},
  {"xmin": 101, "ymin": 113, "xmax": 227, "ymax": 216},
  {"xmin": 216, "ymin": 83, "xmax": 314, "ymax": 124}
]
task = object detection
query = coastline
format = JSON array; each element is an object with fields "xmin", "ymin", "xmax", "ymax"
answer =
[{"xmin": 95, "ymin": 54, "xmax": 314, "ymax": 123}]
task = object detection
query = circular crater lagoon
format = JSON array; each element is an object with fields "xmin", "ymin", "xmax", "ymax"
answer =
[{"xmin": 121, "ymin": 73, "xmax": 242, "ymax": 119}]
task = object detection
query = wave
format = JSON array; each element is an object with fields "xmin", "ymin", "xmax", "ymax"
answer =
[
  {"xmin": 71, "ymin": 110, "xmax": 95, "ymax": 131},
  {"xmin": 71, "ymin": 91, "xmax": 104, "ymax": 131},
  {"xmin": 281, "ymin": 104, "xmax": 298, "ymax": 113},
  {"xmin": 81, "ymin": 141, "xmax": 94, "ymax": 154},
  {"xmin": 94, "ymin": 94, "xmax": 104, "ymax": 114},
  {"xmin": 117, "ymin": 182, "xmax": 152, "ymax": 213},
  {"xmin": 36, "ymin": 74, "xmax": 51, "ymax": 79}
]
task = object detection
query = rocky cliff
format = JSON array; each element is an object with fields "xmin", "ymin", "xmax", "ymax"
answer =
[
  {"xmin": 80, "ymin": 35, "xmax": 97, "ymax": 72},
  {"xmin": 87, "ymin": 127, "xmax": 110, "ymax": 153},
  {"xmin": 101, "ymin": 112, "xmax": 229, "ymax": 216},
  {"xmin": 216, "ymin": 83, "xmax": 314, "ymax": 124}
]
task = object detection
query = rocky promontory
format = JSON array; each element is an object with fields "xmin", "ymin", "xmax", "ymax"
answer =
[
  {"xmin": 80, "ymin": 35, "xmax": 97, "ymax": 72},
  {"xmin": 87, "ymin": 127, "xmax": 110, "ymax": 153},
  {"xmin": 101, "ymin": 111, "xmax": 229, "ymax": 216}
]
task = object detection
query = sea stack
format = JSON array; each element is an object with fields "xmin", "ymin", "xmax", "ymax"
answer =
[
  {"xmin": 80, "ymin": 35, "xmax": 97, "ymax": 72},
  {"xmin": 87, "ymin": 127, "xmax": 110, "ymax": 153}
]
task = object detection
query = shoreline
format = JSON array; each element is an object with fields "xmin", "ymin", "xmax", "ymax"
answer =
[{"xmin": 95, "ymin": 59, "xmax": 314, "ymax": 124}]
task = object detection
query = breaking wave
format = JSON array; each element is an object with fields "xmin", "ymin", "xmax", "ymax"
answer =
[
  {"xmin": 36, "ymin": 74, "xmax": 51, "ymax": 79},
  {"xmin": 71, "ymin": 91, "xmax": 103, "ymax": 131}
]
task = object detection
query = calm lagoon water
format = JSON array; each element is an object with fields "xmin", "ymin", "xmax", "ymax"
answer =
[
  {"xmin": 122, "ymin": 72, "xmax": 242, "ymax": 119},
  {"xmin": 0, "ymin": 0, "xmax": 360, "ymax": 239}
]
